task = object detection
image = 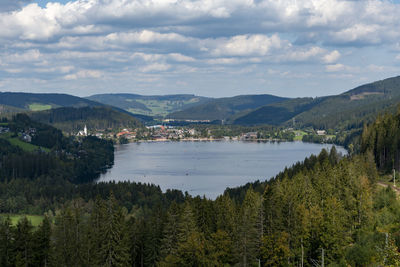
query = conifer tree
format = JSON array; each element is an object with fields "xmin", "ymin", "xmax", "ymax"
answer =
[
  {"xmin": 98, "ymin": 192, "xmax": 130, "ymax": 267},
  {"xmin": 237, "ymin": 188, "xmax": 261, "ymax": 267},
  {"xmin": 32, "ymin": 216, "xmax": 51, "ymax": 267},
  {"xmin": 14, "ymin": 217, "xmax": 33, "ymax": 267},
  {"xmin": 0, "ymin": 216, "xmax": 14, "ymax": 267}
]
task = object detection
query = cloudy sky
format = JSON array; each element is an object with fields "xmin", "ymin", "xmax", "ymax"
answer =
[{"xmin": 0, "ymin": 0, "xmax": 400, "ymax": 97}]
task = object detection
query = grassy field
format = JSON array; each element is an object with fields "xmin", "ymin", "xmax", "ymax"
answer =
[
  {"xmin": 28, "ymin": 103, "xmax": 52, "ymax": 111},
  {"xmin": 0, "ymin": 214, "xmax": 45, "ymax": 227},
  {"xmin": 0, "ymin": 132, "xmax": 50, "ymax": 152},
  {"xmin": 293, "ymin": 130, "xmax": 307, "ymax": 141},
  {"xmin": 9, "ymin": 137, "xmax": 45, "ymax": 152},
  {"xmin": 135, "ymin": 99, "xmax": 200, "ymax": 117},
  {"xmin": 0, "ymin": 122, "xmax": 8, "ymax": 126}
]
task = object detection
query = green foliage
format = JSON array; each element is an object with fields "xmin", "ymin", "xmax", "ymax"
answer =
[
  {"xmin": 29, "ymin": 106, "xmax": 142, "ymax": 133},
  {"xmin": 88, "ymin": 93, "xmax": 210, "ymax": 117},
  {"xmin": 2, "ymin": 101, "xmax": 400, "ymax": 266},
  {"xmin": 169, "ymin": 94, "xmax": 288, "ymax": 121},
  {"xmin": 361, "ymin": 106, "xmax": 400, "ymax": 173},
  {"xmin": 0, "ymin": 114, "xmax": 114, "ymax": 184},
  {"xmin": 0, "ymin": 92, "xmax": 103, "ymax": 110},
  {"xmin": 28, "ymin": 104, "xmax": 52, "ymax": 111}
]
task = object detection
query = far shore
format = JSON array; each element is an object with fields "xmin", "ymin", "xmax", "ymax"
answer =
[{"xmin": 124, "ymin": 138, "xmax": 320, "ymax": 143}]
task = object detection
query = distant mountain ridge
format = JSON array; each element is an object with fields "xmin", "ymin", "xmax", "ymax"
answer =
[
  {"xmin": 0, "ymin": 91, "xmax": 152, "ymax": 122},
  {"xmin": 232, "ymin": 76, "xmax": 400, "ymax": 129},
  {"xmin": 0, "ymin": 92, "xmax": 102, "ymax": 110},
  {"xmin": 87, "ymin": 93, "xmax": 211, "ymax": 117},
  {"xmin": 2, "ymin": 75, "xmax": 400, "ymax": 131},
  {"xmin": 168, "ymin": 94, "xmax": 290, "ymax": 121}
]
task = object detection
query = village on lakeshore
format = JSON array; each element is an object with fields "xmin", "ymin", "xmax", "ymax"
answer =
[{"xmin": 71, "ymin": 123, "xmax": 334, "ymax": 144}]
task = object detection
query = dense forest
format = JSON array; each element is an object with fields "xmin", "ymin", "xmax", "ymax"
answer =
[
  {"xmin": 2, "ymin": 109, "xmax": 400, "ymax": 266},
  {"xmin": 361, "ymin": 107, "xmax": 400, "ymax": 172},
  {"xmin": 1, "ymin": 147, "xmax": 400, "ymax": 266},
  {"xmin": 0, "ymin": 114, "xmax": 114, "ymax": 184},
  {"xmin": 29, "ymin": 106, "xmax": 142, "ymax": 134}
]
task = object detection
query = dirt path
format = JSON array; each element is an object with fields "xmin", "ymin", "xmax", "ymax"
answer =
[{"xmin": 377, "ymin": 182, "xmax": 400, "ymax": 194}]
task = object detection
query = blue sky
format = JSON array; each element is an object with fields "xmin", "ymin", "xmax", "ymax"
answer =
[
  {"xmin": 0, "ymin": 0, "xmax": 400, "ymax": 98},
  {"xmin": 35, "ymin": 0, "xmax": 70, "ymax": 7}
]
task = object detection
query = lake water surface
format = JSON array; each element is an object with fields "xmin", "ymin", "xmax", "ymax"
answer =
[{"xmin": 98, "ymin": 141, "xmax": 346, "ymax": 199}]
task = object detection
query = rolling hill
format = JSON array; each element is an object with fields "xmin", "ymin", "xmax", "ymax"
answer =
[
  {"xmin": 0, "ymin": 92, "xmax": 103, "ymax": 111},
  {"xmin": 232, "ymin": 76, "xmax": 400, "ymax": 129},
  {"xmin": 168, "ymin": 94, "xmax": 289, "ymax": 121},
  {"xmin": 86, "ymin": 93, "xmax": 211, "ymax": 117},
  {"xmin": 29, "ymin": 106, "xmax": 142, "ymax": 133},
  {"xmin": 0, "ymin": 92, "xmax": 153, "ymax": 123}
]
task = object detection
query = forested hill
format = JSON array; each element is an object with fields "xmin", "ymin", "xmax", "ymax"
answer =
[
  {"xmin": 87, "ymin": 93, "xmax": 211, "ymax": 117},
  {"xmin": 361, "ymin": 106, "xmax": 400, "ymax": 172},
  {"xmin": 0, "ymin": 92, "xmax": 103, "ymax": 111},
  {"xmin": 168, "ymin": 94, "xmax": 289, "ymax": 121},
  {"xmin": 233, "ymin": 76, "xmax": 400, "ymax": 129},
  {"xmin": 0, "ymin": 114, "xmax": 114, "ymax": 184},
  {"xmin": 29, "ymin": 106, "xmax": 142, "ymax": 133}
]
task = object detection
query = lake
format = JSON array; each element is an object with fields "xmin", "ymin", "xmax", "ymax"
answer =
[{"xmin": 98, "ymin": 141, "xmax": 346, "ymax": 199}]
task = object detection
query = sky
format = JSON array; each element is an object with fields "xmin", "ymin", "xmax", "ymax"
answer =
[{"xmin": 0, "ymin": 0, "xmax": 400, "ymax": 98}]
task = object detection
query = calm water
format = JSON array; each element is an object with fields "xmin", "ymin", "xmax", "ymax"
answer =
[{"xmin": 98, "ymin": 141, "xmax": 346, "ymax": 199}]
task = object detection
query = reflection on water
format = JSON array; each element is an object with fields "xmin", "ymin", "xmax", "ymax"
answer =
[{"xmin": 98, "ymin": 141, "xmax": 346, "ymax": 199}]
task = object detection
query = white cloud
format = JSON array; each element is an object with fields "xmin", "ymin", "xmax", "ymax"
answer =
[
  {"xmin": 213, "ymin": 34, "xmax": 283, "ymax": 56},
  {"xmin": 64, "ymin": 70, "xmax": 103, "ymax": 80},
  {"xmin": 140, "ymin": 63, "xmax": 171, "ymax": 73},
  {"xmin": 105, "ymin": 31, "xmax": 188, "ymax": 44},
  {"xmin": 330, "ymin": 24, "xmax": 382, "ymax": 45},
  {"xmin": 325, "ymin": 63, "xmax": 358, "ymax": 73},
  {"xmin": 278, "ymin": 46, "xmax": 325, "ymax": 62},
  {"xmin": 168, "ymin": 53, "xmax": 195, "ymax": 62},
  {"xmin": 325, "ymin": 64, "xmax": 345, "ymax": 72},
  {"xmin": 323, "ymin": 50, "xmax": 341, "ymax": 64}
]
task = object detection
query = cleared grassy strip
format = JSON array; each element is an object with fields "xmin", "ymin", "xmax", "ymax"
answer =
[
  {"xmin": 0, "ymin": 132, "xmax": 50, "ymax": 152},
  {"xmin": 0, "ymin": 214, "xmax": 45, "ymax": 227},
  {"xmin": 8, "ymin": 137, "xmax": 43, "ymax": 152},
  {"xmin": 28, "ymin": 103, "xmax": 52, "ymax": 111},
  {"xmin": 293, "ymin": 130, "xmax": 307, "ymax": 141}
]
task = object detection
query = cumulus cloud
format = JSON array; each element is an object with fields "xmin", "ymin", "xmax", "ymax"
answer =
[
  {"xmin": 1, "ymin": 0, "xmax": 400, "ymax": 96},
  {"xmin": 64, "ymin": 70, "xmax": 103, "ymax": 80},
  {"xmin": 213, "ymin": 34, "xmax": 283, "ymax": 57},
  {"xmin": 323, "ymin": 50, "xmax": 341, "ymax": 64},
  {"xmin": 325, "ymin": 63, "xmax": 358, "ymax": 73}
]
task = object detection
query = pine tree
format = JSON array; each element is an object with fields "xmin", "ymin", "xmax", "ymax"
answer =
[
  {"xmin": 87, "ymin": 196, "xmax": 107, "ymax": 265},
  {"xmin": 0, "ymin": 216, "xmax": 14, "ymax": 267},
  {"xmin": 98, "ymin": 192, "xmax": 130, "ymax": 267},
  {"xmin": 32, "ymin": 216, "xmax": 51, "ymax": 267},
  {"xmin": 13, "ymin": 217, "xmax": 33, "ymax": 267},
  {"xmin": 237, "ymin": 188, "xmax": 261, "ymax": 267},
  {"xmin": 159, "ymin": 202, "xmax": 181, "ymax": 259}
]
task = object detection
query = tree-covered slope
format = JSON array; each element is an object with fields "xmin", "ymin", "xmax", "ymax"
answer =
[
  {"xmin": 29, "ymin": 106, "xmax": 142, "ymax": 133},
  {"xmin": 233, "ymin": 76, "xmax": 400, "ymax": 129},
  {"xmin": 0, "ymin": 114, "xmax": 114, "ymax": 184},
  {"xmin": 87, "ymin": 93, "xmax": 211, "ymax": 117},
  {"xmin": 168, "ymin": 94, "xmax": 289, "ymax": 121},
  {"xmin": 0, "ymin": 92, "xmax": 104, "ymax": 111},
  {"xmin": 231, "ymin": 97, "xmax": 321, "ymax": 125},
  {"xmin": 0, "ymin": 104, "xmax": 24, "ymax": 116}
]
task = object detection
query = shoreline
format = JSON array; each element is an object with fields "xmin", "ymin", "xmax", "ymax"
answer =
[{"xmin": 131, "ymin": 138, "xmax": 297, "ymax": 143}]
